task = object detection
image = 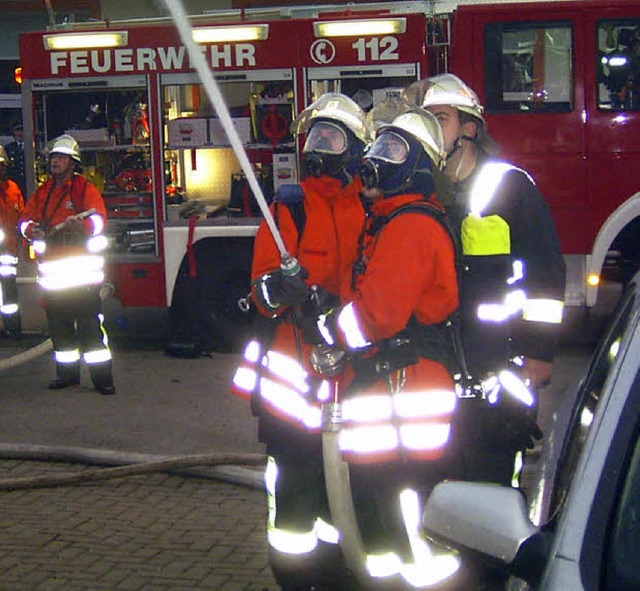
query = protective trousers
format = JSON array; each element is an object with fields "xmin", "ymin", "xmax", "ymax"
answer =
[
  {"xmin": 43, "ymin": 285, "xmax": 112, "ymax": 388},
  {"xmin": 0, "ymin": 260, "xmax": 21, "ymax": 335},
  {"xmin": 266, "ymin": 444, "xmax": 351, "ymax": 591}
]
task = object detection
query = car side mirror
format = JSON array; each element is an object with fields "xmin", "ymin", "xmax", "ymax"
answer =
[{"xmin": 422, "ymin": 481, "xmax": 548, "ymax": 585}]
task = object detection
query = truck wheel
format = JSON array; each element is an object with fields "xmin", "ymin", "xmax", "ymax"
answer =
[
  {"xmin": 196, "ymin": 237, "xmax": 257, "ymax": 352},
  {"xmin": 613, "ymin": 219, "xmax": 640, "ymax": 286},
  {"xmin": 169, "ymin": 237, "xmax": 256, "ymax": 354}
]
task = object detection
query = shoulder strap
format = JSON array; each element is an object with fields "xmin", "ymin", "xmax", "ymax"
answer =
[
  {"xmin": 373, "ymin": 199, "xmax": 470, "ymax": 376},
  {"xmin": 274, "ymin": 183, "xmax": 306, "ymax": 238}
]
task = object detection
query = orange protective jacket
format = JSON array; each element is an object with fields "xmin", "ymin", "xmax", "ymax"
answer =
[
  {"xmin": 0, "ymin": 179, "xmax": 24, "ymax": 254},
  {"xmin": 247, "ymin": 175, "xmax": 365, "ymax": 424},
  {"xmin": 20, "ymin": 174, "xmax": 107, "ymax": 242},
  {"xmin": 343, "ymin": 193, "xmax": 459, "ymax": 392},
  {"xmin": 252, "ymin": 175, "xmax": 365, "ymax": 302}
]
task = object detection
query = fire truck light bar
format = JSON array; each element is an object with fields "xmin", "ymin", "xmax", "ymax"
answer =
[
  {"xmin": 192, "ymin": 24, "xmax": 269, "ymax": 43},
  {"xmin": 314, "ymin": 18, "xmax": 406, "ymax": 38},
  {"xmin": 43, "ymin": 31, "xmax": 129, "ymax": 50}
]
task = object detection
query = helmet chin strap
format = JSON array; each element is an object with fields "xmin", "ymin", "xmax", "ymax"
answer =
[{"xmin": 448, "ymin": 134, "xmax": 476, "ymax": 181}]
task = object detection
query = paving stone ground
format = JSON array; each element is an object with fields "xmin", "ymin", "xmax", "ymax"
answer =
[
  {"xmin": 0, "ymin": 337, "xmax": 278, "ymax": 590},
  {"xmin": 0, "ymin": 330, "xmax": 595, "ymax": 591},
  {"xmin": 0, "ymin": 460, "xmax": 276, "ymax": 590}
]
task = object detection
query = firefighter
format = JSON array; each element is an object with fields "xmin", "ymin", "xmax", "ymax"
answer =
[
  {"xmin": 418, "ymin": 73, "xmax": 566, "ymax": 485},
  {"xmin": 0, "ymin": 145, "xmax": 24, "ymax": 337},
  {"xmin": 5, "ymin": 121, "xmax": 27, "ymax": 201},
  {"xmin": 314, "ymin": 109, "xmax": 462, "ymax": 589},
  {"xmin": 364, "ymin": 95, "xmax": 416, "ymax": 139},
  {"xmin": 231, "ymin": 93, "xmax": 368, "ymax": 590},
  {"xmin": 19, "ymin": 134, "xmax": 115, "ymax": 395}
]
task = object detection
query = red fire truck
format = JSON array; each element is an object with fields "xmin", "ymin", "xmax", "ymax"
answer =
[
  {"xmin": 17, "ymin": 1, "xmax": 428, "ymax": 349},
  {"xmin": 16, "ymin": 0, "xmax": 640, "ymax": 349}
]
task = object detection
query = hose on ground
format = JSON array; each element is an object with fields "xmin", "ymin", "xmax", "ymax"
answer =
[
  {"xmin": 0, "ymin": 344, "xmax": 268, "ymax": 491},
  {"xmin": 0, "ymin": 338, "xmax": 53, "ymax": 372},
  {"xmin": 0, "ymin": 444, "xmax": 267, "ymax": 491}
]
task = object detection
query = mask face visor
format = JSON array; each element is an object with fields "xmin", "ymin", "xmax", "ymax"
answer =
[
  {"xmin": 367, "ymin": 131, "xmax": 409, "ymax": 164},
  {"xmin": 303, "ymin": 121, "xmax": 348, "ymax": 155}
]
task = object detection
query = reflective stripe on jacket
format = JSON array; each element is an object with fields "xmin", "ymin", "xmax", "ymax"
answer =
[
  {"xmin": 453, "ymin": 159, "xmax": 566, "ymax": 372},
  {"xmin": 19, "ymin": 174, "xmax": 108, "ymax": 292},
  {"xmin": 231, "ymin": 329, "xmax": 334, "ymax": 432},
  {"xmin": 338, "ymin": 375, "xmax": 457, "ymax": 464}
]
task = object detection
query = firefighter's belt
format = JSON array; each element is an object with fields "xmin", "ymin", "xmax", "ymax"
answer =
[{"xmin": 349, "ymin": 321, "xmax": 455, "ymax": 392}]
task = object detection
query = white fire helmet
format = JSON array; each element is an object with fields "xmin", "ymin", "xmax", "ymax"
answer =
[
  {"xmin": 420, "ymin": 73, "xmax": 485, "ymax": 122},
  {"xmin": 378, "ymin": 109, "xmax": 446, "ymax": 170},
  {"xmin": 49, "ymin": 134, "xmax": 82, "ymax": 162},
  {"xmin": 291, "ymin": 93, "xmax": 368, "ymax": 142}
]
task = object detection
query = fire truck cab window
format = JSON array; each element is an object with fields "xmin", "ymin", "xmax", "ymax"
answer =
[
  {"xmin": 484, "ymin": 22, "xmax": 573, "ymax": 113},
  {"xmin": 598, "ymin": 20, "xmax": 640, "ymax": 111}
]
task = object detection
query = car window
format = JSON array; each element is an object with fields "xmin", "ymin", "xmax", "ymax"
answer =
[
  {"xmin": 605, "ymin": 421, "xmax": 640, "ymax": 590},
  {"xmin": 549, "ymin": 287, "xmax": 637, "ymax": 520}
]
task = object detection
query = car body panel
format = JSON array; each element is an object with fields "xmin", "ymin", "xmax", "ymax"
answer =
[{"xmin": 423, "ymin": 275, "xmax": 640, "ymax": 590}]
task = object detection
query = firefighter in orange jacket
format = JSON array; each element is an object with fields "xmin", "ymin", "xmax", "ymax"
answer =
[
  {"xmin": 231, "ymin": 93, "xmax": 368, "ymax": 590},
  {"xmin": 315, "ymin": 110, "xmax": 463, "ymax": 589},
  {"xmin": 0, "ymin": 145, "xmax": 24, "ymax": 337},
  {"xmin": 19, "ymin": 134, "xmax": 115, "ymax": 395}
]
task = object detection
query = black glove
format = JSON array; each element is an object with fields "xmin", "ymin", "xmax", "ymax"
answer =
[
  {"xmin": 296, "ymin": 286, "xmax": 340, "ymax": 344},
  {"xmin": 499, "ymin": 393, "xmax": 541, "ymax": 451},
  {"xmin": 25, "ymin": 223, "xmax": 45, "ymax": 241},
  {"xmin": 253, "ymin": 267, "xmax": 309, "ymax": 310}
]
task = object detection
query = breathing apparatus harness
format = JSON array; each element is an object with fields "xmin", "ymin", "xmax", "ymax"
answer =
[{"xmin": 347, "ymin": 197, "xmax": 466, "ymax": 386}]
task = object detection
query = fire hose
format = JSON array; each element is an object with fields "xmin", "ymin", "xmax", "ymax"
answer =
[
  {"xmin": 158, "ymin": 3, "xmax": 367, "ymax": 577},
  {"xmin": 0, "ymin": 340, "xmax": 268, "ymax": 491},
  {"xmin": 0, "ymin": 338, "xmax": 52, "ymax": 372},
  {"xmin": 0, "ymin": 444, "xmax": 266, "ymax": 491},
  {"xmin": 0, "ymin": 341, "xmax": 268, "ymax": 490},
  {"xmin": 160, "ymin": 0, "xmax": 301, "ymax": 278}
]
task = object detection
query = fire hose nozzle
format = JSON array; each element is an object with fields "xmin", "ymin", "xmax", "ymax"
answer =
[{"xmin": 280, "ymin": 254, "xmax": 301, "ymax": 277}]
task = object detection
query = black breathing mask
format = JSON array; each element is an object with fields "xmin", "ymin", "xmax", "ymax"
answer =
[
  {"xmin": 302, "ymin": 119, "xmax": 360, "ymax": 181},
  {"xmin": 361, "ymin": 130, "xmax": 434, "ymax": 198}
]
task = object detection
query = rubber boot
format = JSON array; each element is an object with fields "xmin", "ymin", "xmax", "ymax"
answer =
[
  {"xmin": 49, "ymin": 362, "xmax": 80, "ymax": 390},
  {"xmin": 89, "ymin": 359, "xmax": 115, "ymax": 395},
  {"xmin": 2, "ymin": 310, "xmax": 22, "ymax": 339}
]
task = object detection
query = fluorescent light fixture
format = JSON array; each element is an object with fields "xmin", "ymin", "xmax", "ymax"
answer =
[
  {"xmin": 314, "ymin": 18, "xmax": 406, "ymax": 38},
  {"xmin": 44, "ymin": 31, "xmax": 128, "ymax": 50},
  {"xmin": 192, "ymin": 24, "xmax": 269, "ymax": 43}
]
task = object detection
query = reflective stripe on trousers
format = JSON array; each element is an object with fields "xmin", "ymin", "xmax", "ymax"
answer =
[
  {"xmin": 232, "ymin": 340, "xmax": 330, "ymax": 432},
  {"xmin": 265, "ymin": 456, "xmax": 339, "ymax": 555},
  {"xmin": 338, "ymin": 384, "xmax": 457, "ymax": 464}
]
